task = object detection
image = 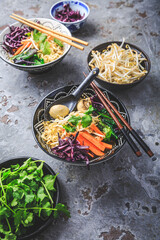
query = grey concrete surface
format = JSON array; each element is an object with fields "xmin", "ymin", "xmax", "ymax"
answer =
[{"xmin": 0, "ymin": 0, "xmax": 160, "ymax": 239}]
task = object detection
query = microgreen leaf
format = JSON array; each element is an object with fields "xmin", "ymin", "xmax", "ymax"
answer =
[
  {"xmin": 68, "ymin": 115, "xmax": 81, "ymax": 126},
  {"xmin": 81, "ymin": 114, "xmax": 92, "ymax": 128}
]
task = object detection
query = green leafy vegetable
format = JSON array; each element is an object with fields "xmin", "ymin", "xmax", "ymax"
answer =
[
  {"xmin": 98, "ymin": 119, "xmax": 118, "ymax": 141},
  {"xmin": 68, "ymin": 115, "xmax": 81, "ymax": 126},
  {"xmin": 81, "ymin": 115, "xmax": 92, "ymax": 128},
  {"xmin": 54, "ymin": 38, "xmax": 64, "ymax": 47},
  {"xmin": 25, "ymin": 32, "xmax": 31, "ymax": 37},
  {"xmin": 40, "ymin": 41, "xmax": 51, "ymax": 55},
  {"xmin": 63, "ymin": 124, "xmax": 76, "ymax": 133},
  {"xmin": 33, "ymin": 29, "xmax": 47, "ymax": 43},
  {"xmin": 84, "ymin": 105, "xmax": 95, "ymax": 115},
  {"xmin": 0, "ymin": 158, "xmax": 70, "ymax": 239}
]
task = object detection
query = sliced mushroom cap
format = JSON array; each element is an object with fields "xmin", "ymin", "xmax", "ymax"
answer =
[
  {"xmin": 49, "ymin": 104, "xmax": 69, "ymax": 119},
  {"xmin": 77, "ymin": 98, "xmax": 92, "ymax": 113}
]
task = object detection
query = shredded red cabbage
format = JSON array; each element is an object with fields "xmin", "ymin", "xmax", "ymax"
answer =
[
  {"xmin": 90, "ymin": 95, "xmax": 105, "ymax": 111},
  {"xmin": 52, "ymin": 132, "xmax": 90, "ymax": 164},
  {"xmin": 55, "ymin": 3, "xmax": 85, "ymax": 22},
  {"xmin": 2, "ymin": 26, "xmax": 31, "ymax": 54}
]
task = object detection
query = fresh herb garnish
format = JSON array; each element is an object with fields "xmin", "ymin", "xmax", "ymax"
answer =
[
  {"xmin": 98, "ymin": 119, "xmax": 118, "ymax": 141},
  {"xmin": 54, "ymin": 38, "xmax": 64, "ymax": 47},
  {"xmin": 68, "ymin": 115, "xmax": 81, "ymax": 126},
  {"xmin": 40, "ymin": 40, "xmax": 51, "ymax": 55},
  {"xmin": 63, "ymin": 124, "xmax": 76, "ymax": 133},
  {"xmin": 0, "ymin": 158, "xmax": 70, "ymax": 239},
  {"xmin": 81, "ymin": 115, "xmax": 92, "ymax": 128},
  {"xmin": 33, "ymin": 29, "xmax": 47, "ymax": 43},
  {"xmin": 84, "ymin": 105, "xmax": 95, "ymax": 115}
]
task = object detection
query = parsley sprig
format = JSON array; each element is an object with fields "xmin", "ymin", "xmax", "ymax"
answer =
[{"xmin": 0, "ymin": 158, "xmax": 70, "ymax": 239}]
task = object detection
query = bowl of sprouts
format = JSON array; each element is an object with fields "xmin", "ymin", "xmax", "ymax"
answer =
[
  {"xmin": 0, "ymin": 18, "xmax": 71, "ymax": 73},
  {"xmin": 87, "ymin": 40, "xmax": 151, "ymax": 90},
  {"xmin": 32, "ymin": 84, "xmax": 130, "ymax": 166}
]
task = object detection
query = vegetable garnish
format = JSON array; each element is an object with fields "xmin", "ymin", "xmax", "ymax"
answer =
[
  {"xmin": 55, "ymin": 3, "xmax": 85, "ymax": 22},
  {"xmin": 0, "ymin": 158, "xmax": 70, "ymax": 239},
  {"xmin": 41, "ymin": 94, "xmax": 120, "ymax": 164},
  {"xmin": 2, "ymin": 23, "xmax": 64, "ymax": 66},
  {"xmin": 52, "ymin": 133, "xmax": 90, "ymax": 164},
  {"xmin": 89, "ymin": 39, "xmax": 148, "ymax": 84},
  {"xmin": 2, "ymin": 26, "xmax": 31, "ymax": 54}
]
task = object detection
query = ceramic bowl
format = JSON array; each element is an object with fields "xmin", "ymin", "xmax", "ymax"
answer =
[
  {"xmin": 0, "ymin": 156, "xmax": 60, "ymax": 240},
  {"xmin": 32, "ymin": 84, "xmax": 130, "ymax": 166},
  {"xmin": 0, "ymin": 18, "xmax": 71, "ymax": 73},
  {"xmin": 50, "ymin": 0, "xmax": 90, "ymax": 33},
  {"xmin": 87, "ymin": 41, "xmax": 151, "ymax": 91}
]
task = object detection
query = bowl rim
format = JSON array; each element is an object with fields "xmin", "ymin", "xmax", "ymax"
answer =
[
  {"xmin": 87, "ymin": 41, "xmax": 151, "ymax": 86},
  {"xmin": 0, "ymin": 18, "xmax": 72, "ymax": 69},
  {"xmin": 0, "ymin": 156, "xmax": 60, "ymax": 240},
  {"xmin": 50, "ymin": 0, "xmax": 90, "ymax": 25},
  {"xmin": 32, "ymin": 84, "xmax": 130, "ymax": 166}
]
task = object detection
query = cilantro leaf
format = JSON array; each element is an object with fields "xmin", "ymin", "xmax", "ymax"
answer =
[
  {"xmin": 37, "ymin": 187, "xmax": 47, "ymax": 201},
  {"xmin": 25, "ymin": 193, "xmax": 35, "ymax": 204},
  {"xmin": 84, "ymin": 105, "xmax": 95, "ymax": 115},
  {"xmin": 68, "ymin": 115, "xmax": 81, "ymax": 126},
  {"xmin": 43, "ymin": 174, "xmax": 57, "ymax": 191},
  {"xmin": 54, "ymin": 38, "xmax": 64, "ymax": 47},
  {"xmin": 40, "ymin": 41, "xmax": 51, "ymax": 55},
  {"xmin": 54, "ymin": 203, "xmax": 70, "ymax": 219},
  {"xmin": 33, "ymin": 29, "xmax": 47, "ymax": 43},
  {"xmin": 81, "ymin": 114, "xmax": 92, "ymax": 128},
  {"xmin": 63, "ymin": 124, "xmax": 76, "ymax": 133}
]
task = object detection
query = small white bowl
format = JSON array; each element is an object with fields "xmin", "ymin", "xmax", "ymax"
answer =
[
  {"xmin": 50, "ymin": 0, "xmax": 90, "ymax": 33},
  {"xmin": 0, "ymin": 18, "xmax": 71, "ymax": 73}
]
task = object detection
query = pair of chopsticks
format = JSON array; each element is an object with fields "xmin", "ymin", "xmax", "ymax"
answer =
[
  {"xmin": 83, "ymin": 73, "xmax": 154, "ymax": 158},
  {"xmin": 10, "ymin": 13, "xmax": 88, "ymax": 50}
]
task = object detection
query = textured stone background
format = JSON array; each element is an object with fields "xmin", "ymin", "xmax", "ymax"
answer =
[{"xmin": 0, "ymin": 0, "xmax": 160, "ymax": 239}]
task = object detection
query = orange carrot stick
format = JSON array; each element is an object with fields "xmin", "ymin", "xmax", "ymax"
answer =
[
  {"xmin": 100, "ymin": 142, "xmax": 112, "ymax": 150},
  {"xmin": 79, "ymin": 131, "xmax": 105, "ymax": 152},
  {"xmin": 13, "ymin": 42, "xmax": 31, "ymax": 56},
  {"xmin": 77, "ymin": 135, "xmax": 104, "ymax": 156},
  {"xmin": 90, "ymin": 123, "xmax": 105, "ymax": 136}
]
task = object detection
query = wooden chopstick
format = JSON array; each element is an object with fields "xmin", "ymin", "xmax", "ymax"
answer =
[
  {"xmin": 90, "ymin": 82, "xmax": 142, "ymax": 157},
  {"xmin": 91, "ymin": 82, "xmax": 154, "ymax": 157},
  {"xmin": 10, "ymin": 15, "xmax": 84, "ymax": 50},
  {"xmin": 12, "ymin": 13, "xmax": 88, "ymax": 46},
  {"xmin": 82, "ymin": 72, "xmax": 142, "ymax": 157}
]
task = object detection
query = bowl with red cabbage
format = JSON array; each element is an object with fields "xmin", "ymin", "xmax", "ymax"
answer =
[
  {"xmin": 32, "ymin": 84, "xmax": 130, "ymax": 166},
  {"xmin": 50, "ymin": 1, "xmax": 90, "ymax": 32},
  {"xmin": 0, "ymin": 18, "xmax": 71, "ymax": 73}
]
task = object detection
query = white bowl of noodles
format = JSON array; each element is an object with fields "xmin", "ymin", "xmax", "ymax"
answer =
[{"xmin": 0, "ymin": 18, "xmax": 71, "ymax": 73}]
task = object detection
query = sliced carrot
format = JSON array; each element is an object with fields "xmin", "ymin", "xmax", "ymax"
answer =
[
  {"xmin": 13, "ymin": 42, "xmax": 31, "ymax": 56},
  {"xmin": 77, "ymin": 135, "xmax": 104, "ymax": 157},
  {"xmin": 100, "ymin": 142, "xmax": 112, "ymax": 150},
  {"xmin": 88, "ymin": 152, "xmax": 94, "ymax": 158},
  {"xmin": 79, "ymin": 131, "xmax": 105, "ymax": 152},
  {"xmin": 90, "ymin": 123, "xmax": 105, "ymax": 136},
  {"xmin": 96, "ymin": 136, "xmax": 103, "ymax": 141}
]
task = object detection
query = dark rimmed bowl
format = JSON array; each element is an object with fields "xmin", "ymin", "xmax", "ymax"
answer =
[
  {"xmin": 0, "ymin": 156, "xmax": 59, "ymax": 240},
  {"xmin": 32, "ymin": 85, "xmax": 130, "ymax": 166},
  {"xmin": 87, "ymin": 41, "xmax": 151, "ymax": 91},
  {"xmin": 0, "ymin": 18, "xmax": 71, "ymax": 73}
]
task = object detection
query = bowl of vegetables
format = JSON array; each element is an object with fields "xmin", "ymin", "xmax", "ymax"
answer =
[
  {"xmin": 87, "ymin": 40, "xmax": 151, "ymax": 91},
  {"xmin": 0, "ymin": 156, "xmax": 70, "ymax": 239},
  {"xmin": 0, "ymin": 18, "xmax": 71, "ymax": 73},
  {"xmin": 50, "ymin": 1, "xmax": 90, "ymax": 33},
  {"xmin": 32, "ymin": 84, "xmax": 130, "ymax": 166}
]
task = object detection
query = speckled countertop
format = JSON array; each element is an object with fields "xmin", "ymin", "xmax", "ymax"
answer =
[{"xmin": 0, "ymin": 0, "xmax": 160, "ymax": 239}]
